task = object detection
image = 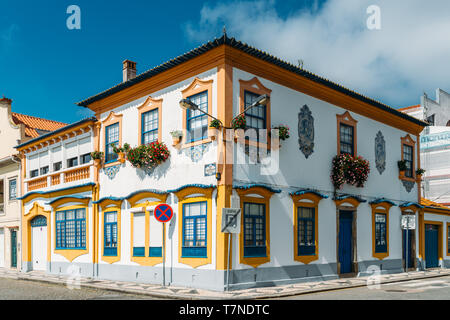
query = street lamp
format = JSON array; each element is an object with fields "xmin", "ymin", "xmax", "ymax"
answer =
[{"xmin": 178, "ymin": 94, "xmax": 269, "ymax": 128}]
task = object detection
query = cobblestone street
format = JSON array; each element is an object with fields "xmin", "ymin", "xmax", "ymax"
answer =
[{"xmin": 0, "ymin": 278, "xmax": 156, "ymax": 300}]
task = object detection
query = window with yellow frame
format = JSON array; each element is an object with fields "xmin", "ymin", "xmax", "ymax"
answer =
[
  {"xmin": 370, "ymin": 201, "xmax": 393, "ymax": 260},
  {"xmin": 236, "ymin": 186, "xmax": 278, "ymax": 268},
  {"xmin": 175, "ymin": 186, "xmax": 214, "ymax": 268},
  {"xmin": 291, "ymin": 192, "xmax": 327, "ymax": 264}
]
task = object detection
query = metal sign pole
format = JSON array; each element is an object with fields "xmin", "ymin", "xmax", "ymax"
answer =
[
  {"xmin": 163, "ymin": 222, "xmax": 166, "ymax": 287},
  {"xmin": 227, "ymin": 234, "xmax": 231, "ymax": 291},
  {"xmin": 406, "ymin": 221, "xmax": 408, "ymax": 273}
]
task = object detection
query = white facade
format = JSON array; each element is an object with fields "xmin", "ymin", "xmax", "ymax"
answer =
[{"xmin": 20, "ymin": 38, "xmax": 440, "ymax": 291}]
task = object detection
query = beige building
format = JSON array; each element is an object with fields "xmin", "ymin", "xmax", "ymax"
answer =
[{"xmin": 0, "ymin": 97, "xmax": 66, "ymax": 269}]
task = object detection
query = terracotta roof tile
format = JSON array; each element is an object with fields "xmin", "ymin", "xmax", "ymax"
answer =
[
  {"xmin": 421, "ymin": 198, "xmax": 450, "ymax": 210},
  {"xmin": 398, "ymin": 104, "xmax": 420, "ymax": 112},
  {"xmin": 11, "ymin": 113, "xmax": 67, "ymax": 138}
]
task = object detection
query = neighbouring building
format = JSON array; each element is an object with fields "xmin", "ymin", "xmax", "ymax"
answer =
[
  {"xmin": 0, "ymin": 97, "xmax": 66, "ymax": 270},
  {"xmin": 399, "ymin": 89, "xmax": 450, "ymax": 206},
  {"xmin": 17, "ymin": 35, "xmax": 450, "ymax": 291}
]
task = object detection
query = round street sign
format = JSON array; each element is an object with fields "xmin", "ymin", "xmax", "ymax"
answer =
[{"xmin": 154, "ymin": 204, "xmax": 174, "ymax": 223}]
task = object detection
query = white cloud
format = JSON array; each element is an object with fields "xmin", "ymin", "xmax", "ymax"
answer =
[
  {"xmin": 185, "ymin": 0, "xmax": 450, "ymax": 108},
  {"xmin": 0, "ymin": 24, "xmax": 19, "ymax": 51}
]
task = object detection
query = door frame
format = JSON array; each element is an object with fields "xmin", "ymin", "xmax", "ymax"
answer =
[
  {"xmin": 335, "ymin": 201, "xmax": 359, "ymax": 277},
  {"xmin": 402, "ymin": 226, "xmax": 416, "ymax": 271},
  {"xmin": 424, "ymin": 220, "xmax": 443, "ymax": 269}
]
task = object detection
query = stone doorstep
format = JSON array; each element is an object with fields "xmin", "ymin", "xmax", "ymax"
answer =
[{"xmin": 0, "ymin": 269, "xmax": 450, "ymax": 300}]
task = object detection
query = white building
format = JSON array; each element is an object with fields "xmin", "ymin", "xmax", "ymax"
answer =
[
  {"xmin": 0, "ymin": 97, "xmax": 66, "ymax": 270},
  {"xmin": 400, "ymin": 89, "xmax": 450, "ymax": 205},
  {"xmin": 18, "ymin": 35, "xmax": 449, "ymax": 291}
]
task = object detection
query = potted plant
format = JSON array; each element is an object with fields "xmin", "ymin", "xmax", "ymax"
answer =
[
  {"xmin": 397, "ymin": 160, "xmax": 407, "ymax": 178},
  {"xmin": 90, "ymin": 151, "xmax": 104, "ymax": 167},
  {"xmin": 231, "ymin": 114, "xmax": 246, "ymax": 142},
  {"xmin": 272, "ymin": 125, "xmax": 290, "ymax": 141},
  {"xmin": 416, "ymin": 168, "xmax": 426, "ymax": 181},
  {"xmin": 170, "ymin": 130, "xmax": 183, "ymax": 146},
  {"xmin": 112, "ymin": 143, "xmax": 127, "ymax": 163},
  {"xmin": 208, "ymin": 119, "xmax": 221, "ymax": 141}
]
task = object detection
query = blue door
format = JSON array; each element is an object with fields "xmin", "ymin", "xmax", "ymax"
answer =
[
  {"xmin": 339, "ymin": 211, "xmax": 353, "ymax": 274},
  {"xmin": 402, "ymin": 229, "xmax": 414, "ymax": 269},
  {"xmin": 425, "ymin": 224, "xmax": 439, "ymax": 268}
]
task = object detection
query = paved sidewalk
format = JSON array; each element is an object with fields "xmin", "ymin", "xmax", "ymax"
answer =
[{"xmin": 0, "ymin": 268, "xmax": 449, "ymax": 300}]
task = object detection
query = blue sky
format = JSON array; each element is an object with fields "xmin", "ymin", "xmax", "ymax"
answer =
[{"xmin": 1, "ymin": 0, "xmax": 449, "ymax": 124}]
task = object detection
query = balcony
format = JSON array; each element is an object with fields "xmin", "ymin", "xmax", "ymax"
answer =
[{"xmin": 25, "ymin": 164, "xmax": 93, "ymax": 193}]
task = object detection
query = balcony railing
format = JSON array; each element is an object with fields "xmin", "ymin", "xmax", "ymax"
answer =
[
  {"xmin": 25, "ymin": 164, "xmax": 93, "ymax": 193},
  {"xmin": 28, "ymin": 176, "xmax": 48, "ymax": 191}
]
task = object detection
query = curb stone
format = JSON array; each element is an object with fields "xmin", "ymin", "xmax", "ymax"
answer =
[{"xmin": 0, "ymin": 269, "xmax": 449, "ymax": 300}]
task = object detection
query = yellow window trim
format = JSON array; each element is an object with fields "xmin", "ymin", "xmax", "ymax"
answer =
[
  {"xmin": 128, "ymin": 192, "xmax": 168, "ymax": 208},
  {"xmin": 130, "ymin": 201, "xmax": 165, "ymax": 266},
  {"xmin": 238, "ymin": 77, "xmax": 272, "ymax": 150},
  {"xmin": 181, "ymin": 77, "xmax": 214, "ymax": 148},
  {"xmin": 102, "ymin": 111, "xmax": 123, "ymax": 167},
  {"xmin": 236, "ymin": 187, "xmax": 275, "ymax": 268},
  {"xmin": 370, "ymin": 202, "xmax": 393, "ymax": 260},
  {"xmin": 175, "ymin": 186, "xmax": 214, "ymax": 268},
  {"xmin": 447, "ymin": 222, "xmax": 450, "ymax": 257},
  {"xmin": 54, "ymin": 204, "xmax": 89, "ymax": 262},
  {"xmin": 423, "ymin": 220, "xmax": 444, "ymax": 262},
  {"xmin": 49, "ymin": 197, "xmax": 91, "ymax": 210},
  {"xmin": 334, "ymin": 197, "xmax": 364, "ymax": 209},
  {"xmin": 101, "ymin": 205, "xmax": 121, "ymax": 264},
  {"xmin": 23, "ymin": 202, "xmax": 51, "ymax": 264},
  {"xmin": 336, "ymin": 111, "xmax": 358, "ymax": 156},
  {"xmin": 291, "ymin": 193, "xmax": 324, "ymax": 265},
  {"xmin": 138, "ymin": 96, "xmax": 163, "ymax": 145},
  {"xmin": 400, "ymin": 134, "xmax": 416, "ymax": 181}
]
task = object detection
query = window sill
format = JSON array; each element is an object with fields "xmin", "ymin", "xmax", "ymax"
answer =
[
  {"xmin": 103, "ymin": 161, "xmax": 121, "ymax": 168},
  {"xmin": 373, "ymin": 252, "xmax": 389, "ymax": 260},
  {"xmin": 294, "ymin": 254, "xmax": 319, "ymax": 265},
  {"xmin": 399, "ymin": 176, "xmax": 416, "ymax": 182},
  {"xmin": 181, "ymin": 138, "xmax": 213, "ymax": 149}
]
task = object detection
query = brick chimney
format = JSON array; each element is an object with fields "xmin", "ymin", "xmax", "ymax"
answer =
[
  {"xmin": 123, "ymin": 60, "xmax": 137, "ymax": 82},
  {"xmin": 0, "ymin": 96, "xmax": 12, "ymax": 109}
]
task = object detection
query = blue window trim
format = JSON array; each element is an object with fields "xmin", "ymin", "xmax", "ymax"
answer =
[
  {"xmin": 55, "ymin": 208, "xmax": 86, "ymax": 250},
  {"xmin": 104, "ymin": 211, "xmax": 118, "ymax": 256},
  {"xmin": 244, "ymin": 90, "xmax": 267, "ymax": 129},
  {"xmin": 297, "ymin": 207, "xmax": 316, "ymax": 256},
  {"xmin": 141, "ymin": 109, "xmax": 159, "ymax": 145},
  {"xmin": 149, "ymin": 246, "xmax": 162, "ymax": 257},
  {"xmin": 243, "ymin": 202, "xmax": 267, "ymax": 258},
  {"xmin": 375, "ymin": 213, "xmax": 387, "ymax": 253},
  {"xmin": 182, "ymin": 201, "xmax": 207, "ymax": 258},
  {"xmin": 105, "ymin": 123, "xmax": 119, "ymax": 163},
  {"xmin": 133, "ymin": 247, "xmax": 145, "ymax": 257},
  {"xmin": 186, "ymin": 91, "xmax": 208, "ymax": 143}
]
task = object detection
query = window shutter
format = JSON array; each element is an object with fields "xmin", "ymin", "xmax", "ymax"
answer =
[{"xmin": 133, "ymin": 212, "xmax": 145, "ymax": 248}]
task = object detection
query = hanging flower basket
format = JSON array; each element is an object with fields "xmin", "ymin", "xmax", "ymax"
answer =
[
  {"xmin": 331, "ymin": 154, "xmax": 370, "ymax": 189},
  {"xmin": 125, "ymin": 141, "xmax": 170, "ymax": 169}
]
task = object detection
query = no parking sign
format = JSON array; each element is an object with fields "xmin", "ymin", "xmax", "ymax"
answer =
[{"xmin": 154, "ymin": 204, "xmax": 173, "ymax": 223}]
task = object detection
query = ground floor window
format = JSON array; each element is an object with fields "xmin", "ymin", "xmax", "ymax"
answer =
[
  {"xmin": 56, "ymin": 208, "xmax": 86, "ymax": 249},
  {"xmin": 297, "ymin": 206, "xmax": 315, "ymax": 255},
  {"xmin": 104, "ymin": 211, "xmax": 118, "ymax": 256},
  {"xmin": 375, "ymin": 213, "xmax": 387, "ymax": 253},
  {"xmin": 182, "ymin": 201, "xmax": 207, "ymax": 258},
  {"xmin": 243, "ymin": 202, "xmax": 266, "ymax": 257}
]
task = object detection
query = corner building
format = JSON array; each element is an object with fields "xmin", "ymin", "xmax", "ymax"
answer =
[{"xmin": 19, "ymin": 35, "xmax": 449, "ymax": 291}]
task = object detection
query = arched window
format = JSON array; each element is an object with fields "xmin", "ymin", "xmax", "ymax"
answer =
[{"xmin": 30, "ymin": 215, "xmax": 47, "ymax": 227}]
